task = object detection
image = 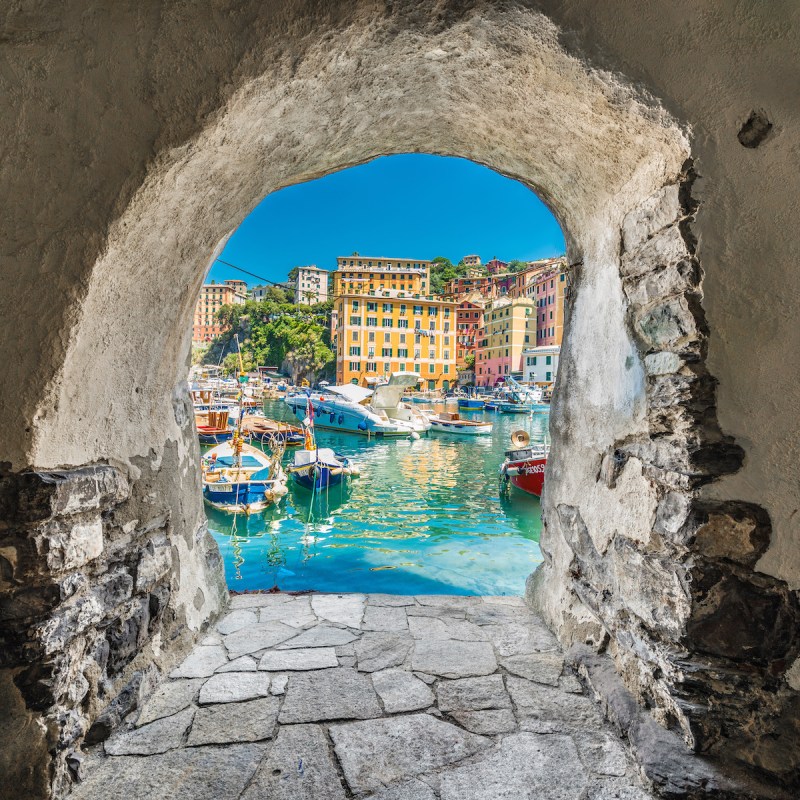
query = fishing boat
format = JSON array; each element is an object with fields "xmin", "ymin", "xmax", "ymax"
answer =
[
  {"xmin": 485, "ymin": 377, "xmax": 544, "ymax": 414},
  {"xmin": 286, "ymin": 398, "xmax": 360, "ymax": 490},
  {"xmin": 201, "ymin": 437, "xmax": 288, "ymax": 513},
  {"xmin": 427, "ymin": 411, "xmax": 492, "ymax": 436},
  {"xmin": 241, "ymin": 414, "xmax": 304, "ymax": 446},
  {"xmin": 285, "ymin": 372, "xmax": 430, "ymax": 436},
  {"xmin": 457, "ymin": 397, "xmax": 485, "ymax": 410},
  {"xmin": 287, "ymin": 448, "xmax": 360, "ymax": 490},
  {"xmin": 196, "ymin": 410, "xmax": 233, "ymax": 445},
  {"xmin": 499, "ymin": 429, "xmax": 549, "ymax": 497}
]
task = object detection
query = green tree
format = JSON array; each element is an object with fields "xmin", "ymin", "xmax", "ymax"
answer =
[
  {"xmin": 464, "ymin": 352, "xmax": 476, "ymax": 369},
  {"xmin": 508, "ymin": 259, "xmax": 529, "ymax": 273}
]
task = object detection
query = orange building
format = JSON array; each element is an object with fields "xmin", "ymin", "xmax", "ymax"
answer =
[
  {"xmin": 192, "ymin": 280, "xmax": 247, "ymax": 343},
  {"xmin": 455, "ymin": 297, "xmax": 485, "ymax": 368}
]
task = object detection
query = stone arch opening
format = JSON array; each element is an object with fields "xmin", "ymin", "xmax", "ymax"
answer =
[{"xmin": 2, "ymin": 2, "xmax": 798, "ymax": 797}]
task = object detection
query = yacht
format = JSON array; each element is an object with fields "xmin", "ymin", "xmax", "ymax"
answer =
[{"xmin": 284, "ymin": 372, "xmax": 430, "ymax": 436}]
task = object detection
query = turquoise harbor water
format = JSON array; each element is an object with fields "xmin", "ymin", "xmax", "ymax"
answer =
[{"xmin": 205, "ymin": 400, "xmax": 549, "ymax": 596}]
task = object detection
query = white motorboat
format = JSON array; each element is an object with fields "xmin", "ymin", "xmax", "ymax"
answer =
[
  {"xmin": 427, "ymin": 411, "xmax": 493, "ymax": 436},
  {"xmin": 284, "ymin": 372, "xmax": 430, "ymax": 436}
]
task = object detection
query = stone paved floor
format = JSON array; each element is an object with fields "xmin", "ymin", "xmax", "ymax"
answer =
[{"xmin": 72, "ymin": 593, "xmax": 655, "ymax": 799}]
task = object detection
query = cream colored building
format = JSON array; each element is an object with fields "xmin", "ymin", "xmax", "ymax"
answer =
[{"xmin": 294, "ymin": 265, "xmax": 329, "ymax": 305}]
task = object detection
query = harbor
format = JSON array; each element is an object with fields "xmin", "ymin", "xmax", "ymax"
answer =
[{"xmin": 202, "ymin": 394, "xmax": 549, "ymax": 596}]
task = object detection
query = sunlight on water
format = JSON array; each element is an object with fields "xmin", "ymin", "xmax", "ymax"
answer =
[{"xmin": 206, "ymin": 401, "xmax": 549, "ymax": 596}]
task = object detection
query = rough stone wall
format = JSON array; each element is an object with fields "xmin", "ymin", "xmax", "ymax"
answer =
[
  {"xmin": 0, "ymin": 1, "xmax": 798, "ymax": 797},
  {"xmin": 0, "ymin": 453, "xmax": 226, "ymax": 799}
]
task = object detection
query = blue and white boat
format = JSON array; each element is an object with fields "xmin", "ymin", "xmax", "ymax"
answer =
[
  {"xmin": 457, "ymin": 397, "xmax": 485, "ymax": 410},
  {"xmin": 484, "ymin": 378, "xmax": 544, "ymax": 414},
  {"xmin": 201, "ymin": 440, "xmax": 288, "ymax": 514},
  {"xmin": 287, "ymin": 447, "xmax": 359, "ymax": 491},
  {"xmin": 285, "ymin": 372, "xmax": 430, "ymax": 436}
]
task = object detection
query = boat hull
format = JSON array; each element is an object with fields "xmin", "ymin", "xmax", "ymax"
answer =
[
  {"xmin": 429, "ymin": 419, "xmax": 492, "ymax": 436},
  {"xmin": 499, "ymin": 403, "xmax": 532, "ymax": 414},
  {"xmin": 457, "ymin": 399, "xmax": 485, "ymax": 410},
  {"xmin": 202, "ymin": 479, "xmax": 284, "ymax": 513},
  {"xmin": 501, "ymin": 457, "xmax": 547, "ymax": 497},
  {"xmin": 290, "ymin": 464, "xmax": 346, "ymax": 491},
  {"xmin": 198, "ymin": 430, "xmax": 233, "ymax": 445}
]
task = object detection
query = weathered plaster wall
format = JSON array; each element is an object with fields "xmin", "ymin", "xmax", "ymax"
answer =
[{"xmin": 0, "ymin": 1, "xmax": 798, "ymax": 797}]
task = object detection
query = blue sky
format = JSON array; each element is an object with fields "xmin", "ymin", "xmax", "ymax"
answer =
[{"xmin": 208, "ymin": 154, "xmax": 565, "ymax": 286}]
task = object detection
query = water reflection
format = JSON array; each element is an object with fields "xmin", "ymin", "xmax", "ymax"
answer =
[{"xmin": 205, "ymin": 402, "xmax": 549, "ymax": 595}]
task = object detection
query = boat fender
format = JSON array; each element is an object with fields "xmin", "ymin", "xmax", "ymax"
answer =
[
  {"xmin": 330, "ymin": 413, "xmax": 336, "ymax": 423},
  {"xmin": 357, "ymin": 421, "xmax": 367, "ymax": 431},
  {"xmin": 409, "ymin": 431, "xmax": 420, "ymax": 440},
  {"xmin": 338, "ymin": 413, "xmax": 344, "ymax": 424}
]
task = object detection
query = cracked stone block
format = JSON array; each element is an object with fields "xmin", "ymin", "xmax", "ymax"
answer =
[
  {"xmin": 573, "ymin": 730, "xmax": 630, "ymax": 777},
  {"xmin": 187, "ymin": 696, "xmax": 280, "ymax": 745},
  {"xmin": 170, "ymin": 645, "xmax": 228, "ymax": 679},
  {"xmin": 136, "ymin": 679, "xmax": 203, "ymax": 726},
  {"xmin": 216, "ymin": 608, "xmax": 258, "ymax": 635},
  {"xmin": 406, "ymin": 605, "xmax": 467, "ymax": 620},
  {"xmin": 216, "ymin": 655, "xmax": 258, "ymax": 673},
  {"xmin": 240, "ymin": 724, "xmax": 347, "ymax": 800},
  {"xmin": 105, "ymin": 707, "xmax": 195, "ymax": 756},
  {"xmin": 407, "ymin": 616, "xmax": 488, "ymax": 641},
  {"xmin": 135, "ymin": 533, "xmax": 172, "ymax": 592},
  {"xmin": 480, "ymin": 621, "xmax": 558, "ymax": 656},
  {"xmin": 416, "ymin": 595, "xmax": 480, "ymax": 609},
  {"xmin": 224, "ymin": 622, "xmax": 298, "ymax": 657},
  {"xmin": 71, "ymin": 743, "xmax": 267, "ymax": 800},
  {"xmin": 622, "ymin": 183, "xmax": 680, "ymax": 252},
  {"xmin": 259, "ymin": 595, "xmax": 316, "ymax": 627},
  {"xmin": 364, "ymin": 778, "xmax": 437, "ymax": 800},
  {"xmin": 559, "ymin": 674, "xmax": 584, "ymax": 694},
  {"xmin": 367, "ymin": 594, "xmax": 417, "ymax": 607},
  {"xmin": 198, "ymin": 672, "xmax": 271, "ymax": 704},
  {"xmin": 362, "ymin": 605, "xmax": 408, "ymax": 632},
  {"xmin": 450, "ymin": 709, "xmax": 518, "ymax": 735},
  {"xmin": 276, "ymin": 624, "xmax": 359, "ymax": 649},
  {"xmin": 356, "ymin": 632, "xmax": 413, "ymax": 672},
  {"xmin": 258, "ymin": 647, "xmax": 338, "ymax": 671},
  {"xmin": 229, "ymin": 592, "xmax": 293, "ymax": 609},
  {"xmin": 279, "ymin": 667, "xmax": 382, "ymax": 723},
  {"xmin": 330, "ymin": 713, "xmax": 490, "ymax": 794},
  {"xmin": 311, "ymin": 593, "xmax": 366, "ymax": 628},
  {"xmin": 372, "ymin": 668, "xmax": 434, "ymax": 713},
  {"xmin": 482, "ymin": 595, "xmax": 526, "ymax": 607},
  {"xmin": 501, "ymin": 651, "xmax": 564, "ymax": 686},
  {"xmin": 507, "ymin": 676, "xmax": 602, "ymax": 734},
  {"xmin": 465, "ymin": 604, "xmax": 534, "ymax": 626},
  {"xmin": 437, "ymin": 675, "xmax": 511, "ymax": 712},
  {"xmin": 411, "ymin": 640, "xmax": 497, "ymax": 678},
  {"xmin": 439, "ymin": 732, "xmax": 588, "ymax": 800},
  {"xmin": 582, "ymin": 779, "xmax": 655, "ymax": 799},
  {"xmin": 270, "ymin": 674, "xmax": 288, "ymax": 695}
]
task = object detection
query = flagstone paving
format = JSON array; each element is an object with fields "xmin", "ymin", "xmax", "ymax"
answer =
[{"xmin": 71, "ymin": 593, "xmax": 655, "ymax": 800}]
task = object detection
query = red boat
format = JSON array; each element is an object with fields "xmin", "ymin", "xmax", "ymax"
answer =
[{"xmin": 500, "ymin": 430, "xmax": 549, "ymax": 497}]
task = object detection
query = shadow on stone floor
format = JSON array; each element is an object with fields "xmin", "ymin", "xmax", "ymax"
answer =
[{"xmin": 70, "ymin": 593, "xmax": 654, "ymax": 800}]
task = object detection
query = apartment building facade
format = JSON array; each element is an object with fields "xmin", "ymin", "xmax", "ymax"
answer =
[
  {"xmin": 192, "ymin": 280, "xmax": 247, "ymax": 343},
  {"xmin": 331, "ymin": 256, "xmax": 456, "ymax": 389},
  {"xmin": 294, "ymin": 265, "xmax": 329, "ymax": 305},
  {"xmin": 523, "ymin": 345, "xmax": 560, "ymax": 388},
  {"xmin": 455, "ymin": 297, "xmax": 485, "ymax": 369},
  {"xmin": 474, "ymin": 296, "xmax": 537, "ymax": 387}
]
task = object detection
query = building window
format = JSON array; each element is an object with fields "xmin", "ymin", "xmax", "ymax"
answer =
[
  {"xmin": 384, "ymin": 332, "xmax": 391, "ymax": 342},
  {"xmin": 366, "ymin": 317, "xmax": 378, "ymax": 327},
  {"xmin": 383, "ymin": 318, "xmax": 393, "ymax": 328},
  {"xmin": 428, "ymin": 350, "xmax": 435, "ymax": 359},
  {"xmin": 398, "ymin": 319, "xmax": 409, "ymax": 328},
  {"xmin": 399, "ymin": 363, "xmax": 406, "ymax": 371},
  {"xmin": 415, "ymin": 320, "xmax": 421, "ymax": 330},
  {"xmin": 368, "ymin": 331, "xmax": 375, "ymax": 342},
  {"xmin": 444, "ymin": 365, "xmax": 450, "ymax": 374},
  {"xmin": 399, "ymin": 333, "xmax": 406, "ymax": 343},
  {"xmin": 351, "ymin": 331, "xmax": 359, "ymax": 341},
  {"xmin": 546, "ymin": 355, "xmax": 552, "ymax": 365},
  {"xmin": 382, "ymin": 348, "xmax": 392, "ymax": 357},
  {"xmin": 414, "ymin": 364, "xmax": 421, "ymax": 373},
  {"xmin": 350, "ymin": 316, "xmax": 360, "ymax": 325},
  {"xmin": 352, "ymin": 301, "xmax": 359, "ymax": 311},
  {"xmin": 414, "ymin": 305, "xmax": 423, "ymax": 315},
  {"xmin": 398, "ymin": 348, "xmax": 408, "ymax": 358},
  {"xmin": 349, "ymin": 346, "xmax": 361, "ymax": 356},
  {"xmin": 444, "ymin": 350, "xmax": 450, "ymax": 359},
  {"xmin": 349, "ymin": 362, "xmax": 359, "ymax": 371},
  {"xmin": 384, "ymin": 362, "xmax": 391, "ymax": 372},
  {"xmin": 366, "ymin": 362, "xmax": 377, "ymax": 371},
  {"xmin": 444, "ymin": 308, "xmax": 451, "ymax": 318},
  {"xmin": 444, "ymin": 336, "xmax": 450, "ymax": 345},
  {"xmin": 533, "ymin": 356, "xmax": 538, "ymax": 365},
  {"xmin": 383, "ymin": 303, "xmax": 391, "ymax": 312},
  {"xmin": 546, "ymin": 371, "xmax": 552, "ymax": 381},
  {"xmin": 429, "ymin": 321, "xmax": 435, "ymax": 331},
  {"xmin": 400, "ymin": 305, "xmax": 407, "ymax": 314}
]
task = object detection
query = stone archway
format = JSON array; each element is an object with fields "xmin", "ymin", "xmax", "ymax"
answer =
[{"xmin": 1, "ymin": 2, "xmax": 798, "ymax": 797}]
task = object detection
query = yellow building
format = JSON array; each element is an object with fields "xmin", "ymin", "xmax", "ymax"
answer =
[{"xmin": 331, "ymin": 256, "xmax": 456, "ymax": 389}]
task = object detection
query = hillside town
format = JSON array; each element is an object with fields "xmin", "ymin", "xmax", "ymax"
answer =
[{"xmin": 193, "ymin": 253, "xmax": 567, "ymax": 394}]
